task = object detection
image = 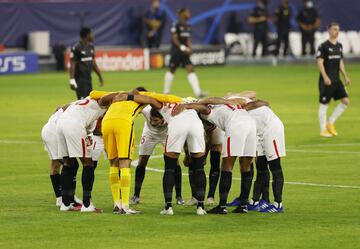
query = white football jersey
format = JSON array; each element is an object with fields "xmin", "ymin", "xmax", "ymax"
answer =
[
  {"xmin": 46, "ymin": 108, "xmax": 64, "ymax": 129},
  {"xmin": 59, "ymin": 97, "xmax": 106, "ymax": 132},
  {"xmin": 248, "ymin": 106, "xmax": 280, "ymax": 135},
  {"xmin": 204, "ymin": 104, "xmax": 249, "ymax": 131},
  {"xmin": 141, "ymin": 105, "xmax": 168, "ymax": 136},
  {"xmin": 159, "ymin": 103, "xmax": 198, "ymax": 124}
]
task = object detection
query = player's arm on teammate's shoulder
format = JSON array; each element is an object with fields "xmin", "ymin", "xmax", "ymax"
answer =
[
  {"xmin": 244, "ymin": 100, "xmax": 270, "ymax": 111},
  {"xmin": 198, "ymin": 96, "xmax": 245, "ymax": 106},
  {"xmin": 127, "ymin": 94, "xmax": 162, "ymax": 109},
  {"xmin": 340, "ymin": 59, "xmax": 351, "ymax": 85},
  {"xmin": 184, "ymin": 103, "xmax": 211, "ymax": 115},
  {"xmin": 92, "ymin": 50, "xmax": 104, "ymax": 87},
  {"xmin": 224, "ymin": 90, "xmax": 257, "ymax": 99},
  {"xmin": 98, "ymin": 92, "xmax": 120, "ymax": 106}
]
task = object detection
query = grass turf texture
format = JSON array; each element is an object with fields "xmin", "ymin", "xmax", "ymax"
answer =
[{"xmin": 0, "ymin": 64, "xmax": 359, "ymax": 249}]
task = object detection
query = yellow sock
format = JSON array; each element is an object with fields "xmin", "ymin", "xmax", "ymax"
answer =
[
  {"xmin": 120, "ymin": 168, "xmax": 131, "ymax": 207},
  {"xmin": 109, "ymin": 166, "xmax": 120, "ymax": 207}
]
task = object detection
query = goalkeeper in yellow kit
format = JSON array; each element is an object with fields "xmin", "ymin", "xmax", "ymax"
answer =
[{"xmin": 94, "ymin": 87, "xmax": 182, "ymax": 214}]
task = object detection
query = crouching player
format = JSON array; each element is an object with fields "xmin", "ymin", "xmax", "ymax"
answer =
[{"xmin": 130, "ymin": 106, "xmax": 184, "ymax": 205}]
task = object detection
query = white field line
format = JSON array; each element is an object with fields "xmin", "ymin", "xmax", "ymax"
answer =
[
  {"xmin": 288, "ymin": 143, "xmax": 360, "ymax": 148},
  {"xmin": 0, "ymin": 140, "xmax": 42, "ymax": 144},
  {"xmin": 286, "ymin": 149, "xmax": 360, "ymax": 155},
  {"xmin": 131, "ymin": 155, "xmax": 360, "ymax": 190},
  {"xmin": 1, "ymin": 139, "xmax": 359, "ymax": 188}
]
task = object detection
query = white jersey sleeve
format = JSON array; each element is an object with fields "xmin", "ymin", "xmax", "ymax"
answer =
[{"xmin": 60, "ymin": 97, "xmax": 106, "ymax": 128}]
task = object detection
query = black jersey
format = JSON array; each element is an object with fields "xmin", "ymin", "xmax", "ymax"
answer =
[
  {"xmin": 170, "ymin": 21, "xmax": 191, "ymax": 52},
  {"xmin": 250, "ymin": 5, "xmax": 268, "ymax": 33},
  {"xmin": 274, "ymin": 5, "xmax": 291, "ymax": 31},
  {"xmin": 297, "ymin": 8, "xmax": 319, "ymax": 26},
  {"xmin": 316, "ymin": 40, "xmax": 343, "ymax": 82},
  {"xmin": 70, "ymin": 42, "xmax": 95, "ymax": 82}
]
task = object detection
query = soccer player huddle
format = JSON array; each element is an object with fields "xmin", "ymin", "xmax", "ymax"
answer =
[{"xmin": 41, "ymin": 89, "xmax": 285, "ymax": 215}]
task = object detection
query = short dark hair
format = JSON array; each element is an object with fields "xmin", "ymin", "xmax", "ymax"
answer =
[
  {"xmin": 80, "ymin": 27, "xmax": 91, "ymax": 39},
  {"xmin": 177, "ymin": 7, "xmax": 188, "ymax": 15},
  {"xmin": 136, "ymin": 86, "xmax": 147, "ymax": 92},
  {"xmin": 150, "ymin": 107, "xmax": 163, "ymax": 119},
  {"xmin": 327, "ymin": 22, "xmax": 339, "ymax": 29}
]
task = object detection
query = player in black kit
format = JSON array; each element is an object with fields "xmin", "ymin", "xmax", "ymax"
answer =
[
  {"xmin": 163, "ymin": 8, "xmax": 206, "ymax": 98},
  {"xmin": 69, "ymin": 27, "xmax": 104, "ymax": 100},
  {"xmin": 316, "ymin": 22, "xmax": 351, "ymax": 137}
]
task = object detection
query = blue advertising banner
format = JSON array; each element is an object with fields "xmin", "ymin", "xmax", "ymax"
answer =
[{"xmin": 0, "ymin": 52, "xmax": 38, "ymax": 75}]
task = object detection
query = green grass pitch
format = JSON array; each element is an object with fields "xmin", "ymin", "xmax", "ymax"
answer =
[{"xmin": 0, "ymin": 64, "xmax": 359, "ymax": 249}]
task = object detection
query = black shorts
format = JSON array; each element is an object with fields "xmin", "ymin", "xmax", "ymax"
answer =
[
  {"xmin": 76, "ymin": 81, "xmax": 93, "ymax": 100},
  {"xmin": 319, "ymin": 80, "xmax": 348, "ymax": 104},
  {"xmin": 169, "ymin": 51, "xmax": 192, "ymax": 70}
]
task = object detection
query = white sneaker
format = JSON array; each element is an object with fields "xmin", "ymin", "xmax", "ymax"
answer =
[
  {"xmin": 80, "ymin": 203, "xmax": 103, "ymax": 213},
  {"xmin": 74, "ymin": 195, "xmax": 83, "ymax": 205},
  {"xmin": 185, "ymin": 197, "xmax": 198, "ymax": 206},
  {"xmin": 130, "ymin": 196, "xmax": 140, "ymax": 205},
  {"xmin": 60, "ymin": 203, "xmax": 74, "ymax": 211},
  {"xmin": 176, "ymin": 197, "xmax": 185, "ymax": 205},
  {"xmin": 207, "ymin": 197, "xmax": 215, "ymax": 206},
  {"xmin": 160, "ymin": 207, "xmax": 174, "ymax": 215},
  {"xmin": 56, "ymin": 197, "xmax": 62, "ymax": 207},
  {"xmin": 196, "ymin": 207, "xmax": 207, "ymax": 216},
  {"xmin": 122, "ymin": 205, "xmax": 140, "ymax": 215}
]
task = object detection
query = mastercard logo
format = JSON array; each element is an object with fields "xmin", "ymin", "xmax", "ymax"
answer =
[{"xmin": 150, "ymin": 54, "xmax": 164, "ymax": 68}]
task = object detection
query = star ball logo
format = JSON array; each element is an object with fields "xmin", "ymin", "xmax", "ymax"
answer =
[{"xmin": 150, "ymin": 54, "xmax": 165, "ymax": 68}]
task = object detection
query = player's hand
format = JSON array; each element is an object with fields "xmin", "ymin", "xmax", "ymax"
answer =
[
  {"xmin": 345, "ymin": 76, "xmax": 351, "ymax": 86},
  {"xmin": 99, "ymin": 76, "xmax": 104, "ymax": 87},
  {"xmin": 69, "ymin": 78, "xmax": 77, "ymax": 90},
  {"xmin": 324, "ymin": 76, "xmax": 332, "ymax": 86},
  {"xmin": 172, "ymin": 104, "xmax": 185, "ymax": 116}
]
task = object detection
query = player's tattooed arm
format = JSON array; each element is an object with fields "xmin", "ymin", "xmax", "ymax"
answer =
[
  {"xmin": 244, "ymin": 100, "xmax": 270, "ymax": 111},
  {"xmin": 198, "ymin": 97, "xmax": 246, "ymax": 106},
  {"xmin": 184, "ymin": 103, "xmax": 211, "ymax": 115}
]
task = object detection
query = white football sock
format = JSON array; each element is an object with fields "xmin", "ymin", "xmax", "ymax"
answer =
[
  {"xmin": 328, "ymin": 102, "xmax": 348, "ymax": 124},
  {"xmin": 163, "ymin": 71, "xmax": 174, "ymax": 94},
  {"xmin": 318, "ymin": 104, "xmax": 328, "ymax": 132},
  {"xmin": 187, "ymin": 72, "xmax": 201, "ymax": 97}
]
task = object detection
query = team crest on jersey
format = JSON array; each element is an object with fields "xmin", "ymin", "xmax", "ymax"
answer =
[{"xmin": 328, "ymin": 48, "xmax": 333, "ymax": 52}]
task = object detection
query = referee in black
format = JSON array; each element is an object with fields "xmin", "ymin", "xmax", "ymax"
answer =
[
  {"xmin": 316, "ymin": 22, "xmax": 351, "ymax": 138},
  {"xmin": 163, "ymin": 8, "xmax": 206, "ymax": 98},
  {"xmin": 69, "ymin": 27, "xmax": 104, "ymax": 100}
]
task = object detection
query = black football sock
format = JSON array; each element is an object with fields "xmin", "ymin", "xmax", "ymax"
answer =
[
  {"xmin": 269, "ymin": 158, "xmax": 284, "ymax": 204},
  {"xmin": 219, "ymin": 171, "xmax": 232, "ymax": 207},
  {"xmin": 69, "ymin": 158, "xmax": 79, "ymax": 203},
  {"xmin": 253, "ymin": 156, "xmax": 269, "ymax": 202},
  {"xmin": 191, "ymin": 156, "xmax": 206, "ymax": 208},
  {"xmin": 174, "ymin": 164, "xmax": 182, "ymax": 198},
  {"xmin": 50, "ymin": 174, "xmax": 62, "ymax": 198},
  {"xmin": 82, "ymin": 166, "xmax": 95, "ymax": 208},
  {"xmin": 60, "ymin": 165, "xmax": 73, "ymax": 206},
  {"xmin": 134, "ymin": 165, "xmax": 146, "ymax": 198},
  {"xmin": 239, "ymin": 170, "xmax": 254, "ymax": 206},
  {"xmin": 163, "ymin": 155, "xmax": 177, "ymax": 208},
  {"xmin": 188, "ymin": 168, "xmax": 196, "ymax": 198},
  {"xmin": 208, "ymin": 151, "xmax": 220, "ymax": 198}
]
